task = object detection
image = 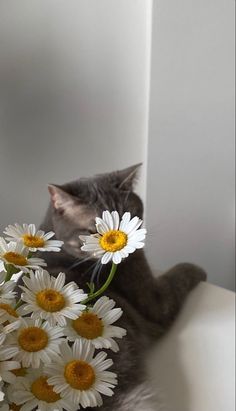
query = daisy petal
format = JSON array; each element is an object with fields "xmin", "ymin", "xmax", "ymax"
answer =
[
  {"xmin": 101, "ymin": 252, "xmax": 112, "ymax": 265},
  {"xmin": 102, "ymin": 211, "xmax": 114, "ymax": 230}
]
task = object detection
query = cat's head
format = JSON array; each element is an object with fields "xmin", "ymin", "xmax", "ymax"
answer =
[{"xmin": 47, "ymin": 164, "xmax": 143, "ymax": 258}]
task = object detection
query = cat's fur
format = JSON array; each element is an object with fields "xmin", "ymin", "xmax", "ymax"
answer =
[{"xmin": 38, "ymin": 164, "xmax": 207, "ymax": 411}]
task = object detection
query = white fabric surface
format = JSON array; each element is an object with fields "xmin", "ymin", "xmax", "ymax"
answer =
[{"xmin": 147, "ymin": 282, "xmax": 235, "ymax": 411}]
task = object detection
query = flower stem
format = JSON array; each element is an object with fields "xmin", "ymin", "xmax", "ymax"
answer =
[
  {"xmin": 14, "ymin": 271, "xmax": 31, "ymax": 309},
  {"xmin": 4, "ymin": 264, "xmax": 20, "ymax": 282},
  {"xmin": 14, "ymin": 299, "xmax": 24, "ymax": 309},
  {"xmin": 83, "ymin": 263, "xmax": 117, "ymax": 304}
]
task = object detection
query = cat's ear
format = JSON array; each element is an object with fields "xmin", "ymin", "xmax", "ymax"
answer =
[
  {"xmin": 48, "ymin": 184, "xmax": 78, "ymax": 213},
  {"xmin": 109, "ymin": 163, "xmax": 142, "ymax": 190}
]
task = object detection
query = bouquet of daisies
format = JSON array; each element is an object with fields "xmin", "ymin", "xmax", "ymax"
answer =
[{"xmin": 0, "ymin": 211, "xmax": 146, "ymax": 410}]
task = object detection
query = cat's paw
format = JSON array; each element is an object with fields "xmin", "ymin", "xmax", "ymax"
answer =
[{"xmin": 172, "ymin": 262, "xmax": 207, "ymax": 286}]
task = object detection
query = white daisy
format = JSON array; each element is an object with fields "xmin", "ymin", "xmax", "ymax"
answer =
[
  {"xmin": 0, "ymin": 381, "xmax": 24, "ymax": 410},
  {"xmin": 7, "ymin": 368, "xmax": 77, "ymax": 411},
  {"xmin": 4, "ymin": 224, "xmax": 64, "ymax": 253},
  {"xmin": 80, "ymin": 210, "xmax": 147, "ymax": 264},
  {"xmin": 0, "ymin": 320, "xmax": 21, "ymax": 346},
  {"xmin": 64, "ymin": 296, "xmax": 126, "ymax": 352},
  {"xmin": 0, "ymin": 303, "xmax": 19, "ymax": 327},
  {"xmin": 0, "ymin": 345, "xmax": 20, "ymax": 385},
  {"xmin": 45, "ymin": 340, "xmax": 117, "ymax": 408},
  {"xmin": 0, "ymin": 239, "xmax": 46, "ymax": 274},
  {"xmin": 8, "ymin": 368, "xmax": 76, "ymax": 411},
  {"xmin": 18, "ymin": 270, "xmax": 87, "ymax": 327},
  {"xmin": 9, "ymin": 318, "xmax": 64, "ymax": 368},
  {"xmin": 0, "ymin": 272, "xmax": 17, "ymax": 305}
]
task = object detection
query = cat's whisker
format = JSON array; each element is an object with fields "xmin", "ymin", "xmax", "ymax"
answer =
[
  {"xmin": 96, "ymin": 261, "xmax": 104, "ymax": 287},
  {"xmin": 68, "ymin": 256, "xmax": 92, "ymax": 270},
  {"xmin": 90, "ymin": 259, "xmax": 103, "ymax": 284},
  {"xmin": 111, "ymin": 196, "xmax": 117, "ymax": 212},
  {"xmin": 83, "ymin": 259, "xmax": 99, "ymax": 277}
]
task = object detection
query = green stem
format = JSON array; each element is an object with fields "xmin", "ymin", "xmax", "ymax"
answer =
[
  {"xmin": 4, "ymin": 264, "xmax": 20, "ymax": 282},
  {"xmin": 83, "ymin": 263, "xmax": 117, "ymax": 304},
  {"xmin": 14, "ymin": 271, "xmax": 31, "ymax": 310},
  {"xmin": 5, "ymin": 271, "xmax": 13, "ymax": 282},
  {"xmin": 14, "ymin": 299, "xmax": 24, "ymax": 310}
]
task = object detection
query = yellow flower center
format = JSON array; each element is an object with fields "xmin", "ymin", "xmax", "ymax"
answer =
[
  {"xmin": 23, "ymin": 234, "xmax": 45, "ymax": 248},
  {"xmin": 64, "ymin": 360, "xmax": 95, "ymax": 390},
  {"xmin": 0, "ymin": 303, "xmax": 18, "ymax": 318},
  {"xmin": 31, "ymin": 376, "xmax": 61, "ymax": 403},
  {"xmin": 18, "ymin": 327, "xmax": 48, "ymax": 352},
  {"xmin": 36, "ymin": 289, "xmax": 66, "ymax": 312},
  {"xmin": 3, "ymin": 252, "xmax": 27, "ymax": 266},
  {"xmin": 11, "ymin": 367, "xmax": 27, "ymax": 377},
  {"xmin": 9, "ymin": 403, "xmax": 21, "ymax": 411},
  {"xmin": 99, "ymin": 230, "xmax": 127, "ymax": 252},
  {"xmin": 72, "ymin": 312, "xmax": 103, "ymax": 339}
]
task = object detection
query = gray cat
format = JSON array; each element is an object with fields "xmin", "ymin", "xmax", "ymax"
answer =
[{"xmin": 38, "ymin": 164, "xmax": 207, "ymax": 411}]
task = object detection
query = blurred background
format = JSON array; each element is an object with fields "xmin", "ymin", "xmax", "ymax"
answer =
[{"xmin": 0, "ymin": 0, "xmax": 235, "ymax": 290}]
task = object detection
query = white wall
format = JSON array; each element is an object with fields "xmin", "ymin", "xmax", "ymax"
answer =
[
  {"xmin": 0, "ymin": 0, "xmax": 151, "ymax": 229},
  {"xmin": 146, "ymin": 0, "xmax": 235, "ymax": 290}
]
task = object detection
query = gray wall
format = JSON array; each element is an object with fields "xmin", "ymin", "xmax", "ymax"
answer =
[
  {"xmin": 0, "ymin": 0, "xmax": 151, "ymax": 228},
  {"xmin": 146, "ymin": 0, "xmax": 235, "ymax": 290}
]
